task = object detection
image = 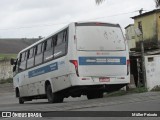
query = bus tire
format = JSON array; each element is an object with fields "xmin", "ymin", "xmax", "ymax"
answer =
[
  {"xmin": 19, "ymin": 97, "xmax": 24, "ymax": 104},
  {"xmin": 17, "ymin": 88, "xmax": 24, "ymax": 104},
  {"xmin": 46, "ymin": 84, "xmax": 63, "ymax": 103},
  {"xmin": 87, "ymin": 92, "xmax": 103, "ymax": 99}
]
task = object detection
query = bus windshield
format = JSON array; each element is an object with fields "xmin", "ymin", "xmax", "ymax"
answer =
[{"xmin": 76, "ymin": 25, "xmax": 126, "ymax": 51}]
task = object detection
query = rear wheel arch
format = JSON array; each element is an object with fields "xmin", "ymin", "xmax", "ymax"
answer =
[
  {"xmin": 45, "ymin": 80, "xmax": 52, "ymax": 93},
  {"xmin": 45, "ymin": 80, "xmax": 64, "ymax": 103}
]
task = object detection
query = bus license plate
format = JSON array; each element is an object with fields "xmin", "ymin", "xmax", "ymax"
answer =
[{"xmin": 99, "ymin": 77, "xmax": 110, "ymax": 82}]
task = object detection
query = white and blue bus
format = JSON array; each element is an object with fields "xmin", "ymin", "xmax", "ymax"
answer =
[{"xmin": 11, "ymin": 22, "xmax": 130, "ymax": 104}]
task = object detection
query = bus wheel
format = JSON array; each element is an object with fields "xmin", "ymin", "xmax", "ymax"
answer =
[
  {"xmin": 19, "ymin": 97, "xmax": 24, "ymax": 104},
  {"xmin": 46, "ymin": 84, "xmax": 54, "ymax": 103},
  {"xmin": 87, "ymin": 92, "xmax": 103, "ymax": 99},
  {"xmin": 46, "ymin": 84, "xmax": 63, "ymax": 103}
]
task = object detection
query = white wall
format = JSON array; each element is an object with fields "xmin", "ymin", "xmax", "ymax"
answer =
[
  {"xmin": 125, "ymin": 25, "xmax": 136, "ymax": 49},
  {"xmin": 0, "ymin": 60, "xmax": 12, "ymax": 80},
  {"xmin": 127, "ymin": 39, "xmax": 136, "ymax": 50},
  {"xmin": 145, "ymin": 55, "xmax": 160, "ymax": 90},
  {"xmin": 125, "ymin": 25, "xmax": 135, "ymax": 40}
]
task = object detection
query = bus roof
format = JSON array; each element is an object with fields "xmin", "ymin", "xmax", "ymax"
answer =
[{"xmin": 18, "ymin": 22, "xmax": 120, "ymax": 56}]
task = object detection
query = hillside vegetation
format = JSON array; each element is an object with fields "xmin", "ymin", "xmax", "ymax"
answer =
[
  {"xmin": 0, "ymin": 38, "xmax": 40, "ymax": 54},
  {"xmin": 0, "ymin": 54, "xmax": 17, "ymax": 60}
]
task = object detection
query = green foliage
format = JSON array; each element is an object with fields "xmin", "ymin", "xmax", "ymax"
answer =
[
  {"xmin": 151, "ymin": 85, "xmax": 160, "ymax": 91},
  {"xmin": 155, "ymin": 0, "xmax": 160, "ymax": 8},
  {"xmin": 128, "ymin": 87, "xmax": 148, "ymax": 93},
  {"xmin": 96, "ymin": 0, "xmax": 105, "ymax": 5},
  {"xmin": 105, "ymin": 90, "xmax": 127, "ymax": 97},
  {"xmin": 0, "ymin": 54, "xmax": 17, "ymax": 60},
  {"xmin": 95, "ymin": 0, "xmax": 160, "ymax": 8},
  {"xmin": 0, "ymin": 78, "xmax": 13, "ymax": 84},
  {"xmin": 105, "ymin": 87, "xmax": 148, "ymax": 97}
]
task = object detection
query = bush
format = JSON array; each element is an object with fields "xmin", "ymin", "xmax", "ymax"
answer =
[
  {"xmin": 151, "ymin": 86, "xmax": 160, "ymax": 91},
  {"xmin": 128, "ymin": 87, "xmax": 148, "ymax": 93},
  {"xmin": 105, "ymin": 87, "xmax": 148, "ymax": 97},
  {"xmin": 0, "ymin": 78, "xmax": 13, "ymax": 84}
]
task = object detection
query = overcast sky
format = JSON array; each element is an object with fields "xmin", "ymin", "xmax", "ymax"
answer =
[{"xmin": 0, "ymin": 0, "xmax": 156, "ymax": 38}]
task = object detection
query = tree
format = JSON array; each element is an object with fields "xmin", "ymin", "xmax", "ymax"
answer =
[
  {"xmin": 95, "ymin": 0, "xmax": 105, "ymax": 5},
  {"xmin": 155, "ymin": 0, "xmax": 160, "ymax": 7},
  {"xmin": 96, "ymin": 0, "xmax": 160, "ymax": 8}
]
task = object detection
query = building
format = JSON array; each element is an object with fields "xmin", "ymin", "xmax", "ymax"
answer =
[
  {"xmin": 127, "ymin": 9, "xmax": 160, "ymax": 88},
  {"xmin": 131, "ymin": 9, "xmax": 160, "ymax": 50},
  {"xmin": 125, "ymin": 24, "xmax": 136, "ymax": 50},
  {"xmin": 145, "ymin": 55, "xmax": 160, "ymax": 90}
]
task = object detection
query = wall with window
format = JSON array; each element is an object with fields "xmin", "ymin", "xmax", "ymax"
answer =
[{"xmin": 133, "ymin": 12, "xmax": 159, "ymax": 50}]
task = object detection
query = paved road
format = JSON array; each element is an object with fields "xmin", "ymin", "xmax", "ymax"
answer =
[
  {"xmin": 0, "ymin": 84, "xmax": 160, "ymax": 119},
  {"xmin": 0, "ymin": 91, "xmax": 160, "ymax": 111}
]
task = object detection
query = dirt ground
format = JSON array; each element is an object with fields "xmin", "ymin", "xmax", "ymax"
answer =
[{"xmin": 0, "ymin": 83, "xmax": 14, "ymax": 94}]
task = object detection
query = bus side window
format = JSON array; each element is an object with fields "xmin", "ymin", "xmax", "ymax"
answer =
[
  {"xmin": 19, "ymin": 54, "xmax": 22, "ymax": 63},
  {"xmin": 54, "ymin": 30, "xmax": 67, "ymax": 59},
  {"xmin": 57, "ymin": 32, "xmax": 64, "ymax": 45},
  {"xmin": 14, "ymin": 59, "xmax": 18, "ymax": 74},
  {"xmin": 63, "ymin": 30, "xmax": 67, "ymax": 42},
  {"xmin": 27, "ymin": 48, "xmax": 34, "ymax": 68},
  {"xmin": 44, "ymin": 38, "xmax": 53, "ymax": 62},
  {"xmin": 35, "ymin": 43, "xmax": 43, "ymax": 65},
  {"xmin": 19, "ymin": 52, "xmax": 26, "ymax": 72}
]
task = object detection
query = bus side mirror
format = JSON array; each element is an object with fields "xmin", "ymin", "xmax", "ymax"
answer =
[{"xmin": 10, "ymin": 58, "xmax": 16, "ymax": 65}]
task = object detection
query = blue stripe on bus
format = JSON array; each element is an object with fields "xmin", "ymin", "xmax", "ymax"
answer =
[
  {"xmin": 28, "ymin": 62, "xmax": 58, "ymax": 78},
  {"xmin": 79, "ymin": 57, "xmax": 126, "ymax": 65}
]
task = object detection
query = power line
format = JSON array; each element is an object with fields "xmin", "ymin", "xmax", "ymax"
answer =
[
  {"xmin": 0, "ymin": 22, "xmax": 68, "ymax": 30},
  {"xmin": 0, "ymin": 10, "xmax": 141, "ymax": 31},
  {"xmin": 81, "ymin": 11, "xmax": 137, "ymax": 21}
]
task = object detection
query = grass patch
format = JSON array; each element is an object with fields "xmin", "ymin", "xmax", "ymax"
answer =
[
  {"xmin": 151, "ymin": 86, "xmax": 160, "ymax": 91},
  {"xmin": 0, "ymin": 54, "xmax": 17, "ymax": 60},
  {"xmin": 105, "ymin": 87, "xmax": 148, "ymax": 97},
  {"xmin": 128, "ymin": 87, "xmax": 148, "ymax": 93},
  {"xmin": 105, "ymin": 90, "xmax": 127, "ymax": 97},
  {"xmin": 0, "ymin": 78, "xmax": 13, "ymax": 84}
]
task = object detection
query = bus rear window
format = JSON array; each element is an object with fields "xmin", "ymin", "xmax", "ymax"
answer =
[{"xmin": 76, "ymin": 25, "xmax": 126, "ymax": 51}]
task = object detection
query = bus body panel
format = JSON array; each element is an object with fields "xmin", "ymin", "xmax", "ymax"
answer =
[
  {"xmin": 77, "ymin": 51, "xmax": 129, "ymax": 77},
  {"xmin": 13, "ymin": 55, "xmax": 72, "ymax": 97},
  {"xmin": 69, "ymin": 74, "xmax": 130, "ymax": 86}
]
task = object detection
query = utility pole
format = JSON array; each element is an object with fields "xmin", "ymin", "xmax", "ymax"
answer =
[
  {"xmin": 138, "ymin": 8, "xmax": 146, "ymax": 87},
  {"xmin": 140, "ymin": 35, "xmax": 146, "ymax": 87},
  {"xmin": 139, "ymin": 8, "xmax": 144, "ymax": 15}
]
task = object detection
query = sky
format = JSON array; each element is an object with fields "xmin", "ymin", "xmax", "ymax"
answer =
[{"xmin": 0, "ymin": 0, "xmax": 156, "ymax": 38}]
